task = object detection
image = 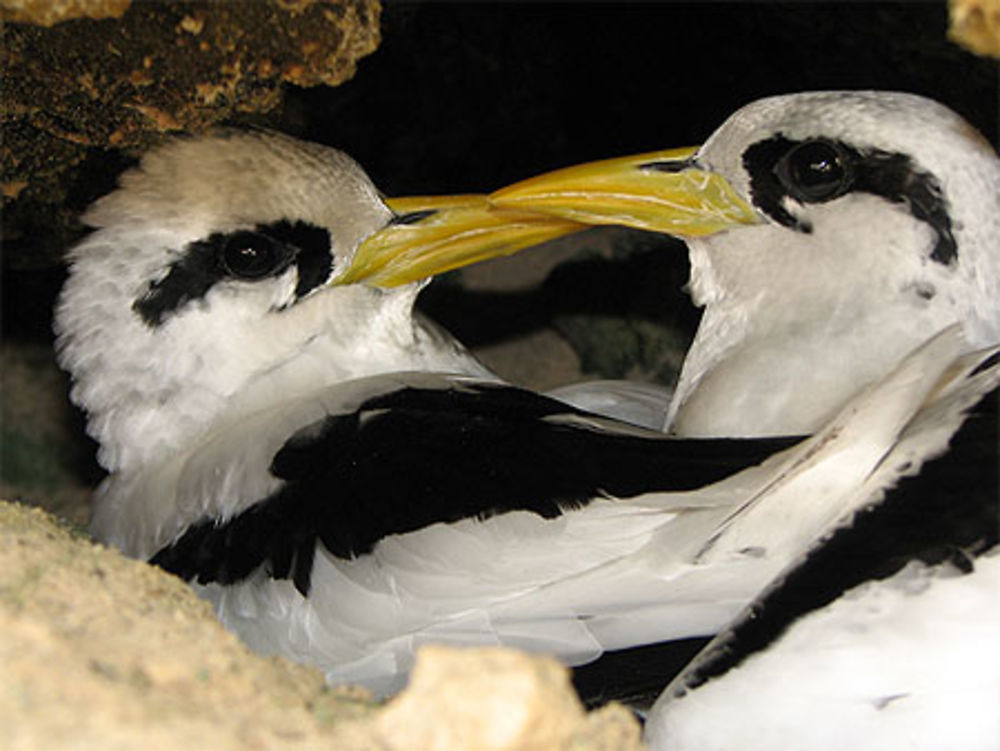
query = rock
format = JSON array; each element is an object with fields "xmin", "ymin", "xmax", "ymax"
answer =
[
  {"xmin": 0, "ymin": 500, "xmax": 646, "ymax": 750},
  {"xmin": 1, "ymin": 0, "xmax": 381, "ymax": 268},
  {"xmin": 949, "ymin": 0, "xmax": 1000, "ymax": 57},
  {"xmin": 0, "ymin": 500, "xmax": 374, "ymax": 751},
  {"xmin": 378, "ymin": 646, "xmax": 582, "ymax": 751},
  {"xmin": 375, "ymin": 644, "xmax": 644, "ymax": 751},
  {"xmin": 0, "ymin": 0, "xmax": 130, "ymax": 27}
]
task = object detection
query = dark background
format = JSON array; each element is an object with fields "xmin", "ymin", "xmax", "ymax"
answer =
[{"xmin": 295, "ymin": 2, "xmax": 998, "ymax": 193}]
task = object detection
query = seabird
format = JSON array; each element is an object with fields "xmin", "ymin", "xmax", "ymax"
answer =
[
  {"xmin": 53, "ymin": 121, "xmax": 998, "ymax": 708},
  {"xmin": 486, "ymin": 90, "xmax": 1000, "ymax": 742},
  {"xmin": 492, "ymin": 91, "xmax": 1000, "ymax": 436},
  {"xmin": 52, "ymin": 129, "xmax": 792, "ymax": 696}
]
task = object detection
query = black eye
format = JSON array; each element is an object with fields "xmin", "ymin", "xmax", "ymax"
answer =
[
  {"xmin": 219, "ymin": 231, "xmax": 288, "ymax": 279},
  {"xmin": 776, "ymin": 140, "xmax": 852, "ymax": 203}
]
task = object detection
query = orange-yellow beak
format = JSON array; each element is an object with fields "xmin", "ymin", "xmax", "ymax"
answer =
[
  {"xmin": 335, "ymin": 194, "xmax": 585, "ymax": 287},
  {"xmin": 336, "ymin": 146, "xmax": 759, "ymax": 288},
  {"xmin": 490, "ymin": 146, "xmax": 759, "ymax": 236}
]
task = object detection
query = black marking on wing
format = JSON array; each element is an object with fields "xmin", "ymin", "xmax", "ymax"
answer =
[
  {"xmin": 133, "ymin": 220, "xmax": 332, "ymax": 327},
  {"xmin": 668, "ymin": 385, "xmax": 998, "ymax": 698},
  {"xmin": 150, "ymin": 382, "xmax": 800, "ymax": 595},
  {"xmin": 743, "ymin": 135, "xmax": 957, "ymax": 265}
]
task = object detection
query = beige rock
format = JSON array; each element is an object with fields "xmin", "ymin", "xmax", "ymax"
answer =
[
  {"xmin": 949, "ymin": 0, "xmax": 1000, "ymax": 57},
  {"xmin": 376, "ymin": 645, "xmax": 588, "ymax": 751},
  {"xmin": 0, "ymin": 500, "xmax": 646, "ymax": 750},
  {"xmin": 0, "ymin": 501, "xmax": 374, "ymax": 751}
]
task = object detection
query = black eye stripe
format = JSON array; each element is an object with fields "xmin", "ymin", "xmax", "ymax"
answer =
[
  {"xmin": 132, "ymin": 220, "xmax": 333, "ymax": 328},
  {"xmin": 743, "ymin": 134, "xmax": 956, "ymax": 265}
]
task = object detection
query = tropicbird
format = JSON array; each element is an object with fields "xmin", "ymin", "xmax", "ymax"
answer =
[
  {"xmin": 53, "ymin": 128, "xmax": 998, "ymax": 705},
  {"xmin": 484, "ymin": 89, "xmax": 1000, "ymax": 742},
  {"xmin": 492, "ymin": 91, "xmax": 1000, "ymax": 436}
]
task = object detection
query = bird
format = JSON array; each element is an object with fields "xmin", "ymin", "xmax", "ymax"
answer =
[
  {"xmin": 492, "ymin": 91, "xmax": 1000, "ymax": 437},
  {"xmin": 486, "ymin": 90, "xmax": 1000, "ymax": 743},
  {"xmin": 53, "ymin": 126, "xmax": 998, "ymax": 705}
]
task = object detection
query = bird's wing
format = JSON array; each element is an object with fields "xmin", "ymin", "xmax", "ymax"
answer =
[
  {"xmin": 106, "ymin": 328, "xmax": 997, "ymax": 697},
  {"xmin": 147, "ymin": 374, "xmax": 795, "ymax": 594},
  {"xmin": 646, "ymin": 551, "xmax": 1000, "ymax": 751},
  {"xmin": 643, "ymin": 343, "xmax": 1000, "ymax": 741},
  {"xmin": 690, "ymin": 326, "xmax": 997, "ymax": 564}
]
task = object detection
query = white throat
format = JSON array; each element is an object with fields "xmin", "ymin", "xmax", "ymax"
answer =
[
  {"xmin": 57, "ymin": 272, "xmax": 486, "ymax": 474},
  {"xmin": 667, "ymin": 191, "xmax": 998, "ymax": 437}
]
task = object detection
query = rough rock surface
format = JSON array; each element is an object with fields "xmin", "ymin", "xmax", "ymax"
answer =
[
  {"xmin": 0, "ymin": 500, "xmax": 645, "ymax": 751},
  {"xmin": 949, "ymin": 0, "xmax": 1000, "ymax": 57},
  {"xmin": 1, "ymin": 0, "xmax": 381, "ymax": 268}
]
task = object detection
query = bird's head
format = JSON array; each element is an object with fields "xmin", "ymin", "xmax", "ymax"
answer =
[
  {"xmin": 54, "ymin": 131, "xmax": 579, "ymax": 472},
  {"xmin": 492, "ymin": 91, "xmax": 999, "ymax": 336},
  {"xmin": 676, "ymin": 92, "xmax": 1000, "ymax": 331},
  {"xmin": 54, "ymin": 131, "xmax": 394, "ymax": 471},
  {"xmin": 490, "ymin": 91, "xmax": 1000, "ymax": 433}
]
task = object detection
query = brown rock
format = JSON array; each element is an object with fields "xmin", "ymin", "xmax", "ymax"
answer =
[
  {"xmin": 1, "ymin": 0, "xmax": 381, "ymax": 267},
  {"xmin": 0, "ymin": 0, "xmax": 131, "ymax": 27},
  {"xmin": 0, "ymin": 500, "xmax": 647, "ymax": 750}
]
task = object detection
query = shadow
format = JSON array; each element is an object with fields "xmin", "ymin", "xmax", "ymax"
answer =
[{"xmin": 417, "ymin": 229, "xmax": 700, "ymax": 349}]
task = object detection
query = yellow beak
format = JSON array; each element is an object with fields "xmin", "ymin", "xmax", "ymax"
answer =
[
  {"xmin": 490, "ymin": 146, "xmax": 759, "ymax": 236},
  {"xmin": 335, "ymin": 146, "xmax": 759, "ymax": 288},
  {"xmin": 335, "ymin": 194, "xmax": 586, "ymax": 287}
]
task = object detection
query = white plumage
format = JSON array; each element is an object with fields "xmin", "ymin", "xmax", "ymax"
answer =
[
  {"xmin": 647, "ymin": 551, "xmax": 1000, "ymax": 751},
  {"xmin": 491, "ymin": 90, "xmax": 1000, "ymax": 747}
]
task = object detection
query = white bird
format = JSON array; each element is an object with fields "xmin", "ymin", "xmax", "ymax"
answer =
[
  {"xmin": 489, "ymin": 90, "xmax": 1000, "ymax": 744},
  {"xmin": 492, "ymin": 91, "xmax": 1000, "ymax": 437}
]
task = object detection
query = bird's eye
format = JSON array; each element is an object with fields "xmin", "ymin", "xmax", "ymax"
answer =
[
  {"xmin": 219, "ymin": 232, "xmax": 287, "ymax": 279},
  {"xmin": 776, "ymin": 140, "xmax": 852, "ymax": 203}
]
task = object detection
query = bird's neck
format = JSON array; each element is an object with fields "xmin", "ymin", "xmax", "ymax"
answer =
[
  {"xmin": 73, "ymin": 285, "xmax": 488, "ymax": 474},
  {"xmin": 667, "ymin": 224, "xmax": 973, "ymax": 437}
]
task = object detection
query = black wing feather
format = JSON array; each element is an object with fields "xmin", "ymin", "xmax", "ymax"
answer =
[{"xmin": 151, "ymin": 383, "xmax": 799, "ymax": 594}]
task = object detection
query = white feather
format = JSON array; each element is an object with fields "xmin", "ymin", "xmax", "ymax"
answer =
[
  {"xmin": 646, "ymin": 549, "xmax": 1000, "ymax": 751},
  {"xmin": 546, "ymin": 379, "xmax": 673, "ymax": 429}
]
